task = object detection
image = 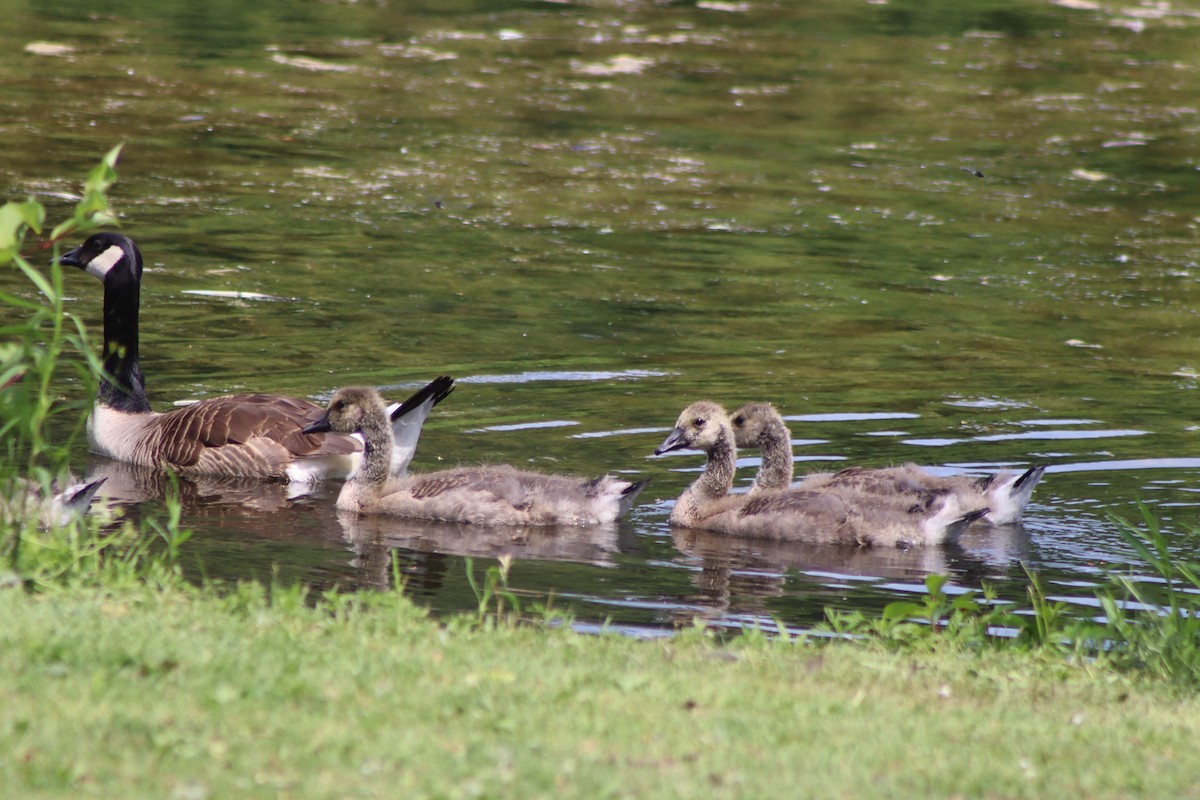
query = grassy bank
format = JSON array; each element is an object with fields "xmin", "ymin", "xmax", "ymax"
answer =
[{"xmin": 2, "ymin": 582, "xmax": 1198, "ymax": 799}]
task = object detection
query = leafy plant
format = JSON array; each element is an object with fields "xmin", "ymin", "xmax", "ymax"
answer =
[
  {"xmin": 1, "ymin": 145, "xmax": 190, "ymax": 589},
  {"xmin": 465, "ymin": 555, "xmax": 521, "ymax": 625},
  {"xmin": 1, "ymin": 144, "xmax": 121, "ymax": 475},
  {"xmin": 821, "ymin": 573, "xmax": 1029, "ymax": 649},
  {"xmin": 1090, "ymin": 506, "xmax": 1200, "ymax": 684}
]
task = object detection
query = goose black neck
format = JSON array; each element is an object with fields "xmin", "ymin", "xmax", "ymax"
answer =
[{"xmin": 98, "ymin": 279, "xmax": 150, "ymax": 413}]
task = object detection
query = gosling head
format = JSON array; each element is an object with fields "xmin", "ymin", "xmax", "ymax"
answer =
[
  {"xmin": 302, "ymin": 387, "xmax": 387, "ymax": 435},
  {"xmin": 655, "ymin": 401, "xmax": 731, "ymax": 456},
  {"xmin": 58, "ymin": 232, "xmax": 143, "ymax": 285},
  {"xmin": 731, "ymin": 402, "xmax": 784, "ymax": 449}
]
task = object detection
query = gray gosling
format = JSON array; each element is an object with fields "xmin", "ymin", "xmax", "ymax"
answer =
[
  {"xmin": 729, "ymin": 402, "xmax": 794, "ymax": 494},
  {"xmin": 303, "ymin": 387, "xmax": 648, "ymax": 526},
  {"xmin": 731, "ymin": 402, "xmax": 1045, "ymax": 525},
  {"xmin": 656, "ymin": 401, "xmax": 987, "ymax": 548},
  {"xmin": 0, "ymin": 474, "xmax": 107, "ymax": 528}
]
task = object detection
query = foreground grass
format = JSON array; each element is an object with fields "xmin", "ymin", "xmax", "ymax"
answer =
[{"xmin": 2, "ymin": 584, "xmax": 1198, "ymax": 799}]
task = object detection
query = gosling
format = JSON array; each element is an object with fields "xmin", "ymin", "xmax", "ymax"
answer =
[
  {"xmin": 730, "ymin": 401, "xmax": 1044, "ymax": 525},
  {"xmin": 657, "ymin": 401, "xmax": 987, "ymax": 548},
  {"xmin": 304, "ymin": 387, "xmax": 648, "ymax": 526}
]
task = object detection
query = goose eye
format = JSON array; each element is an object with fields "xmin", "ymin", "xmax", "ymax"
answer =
[
  {"xmin": 333, "ymin": 400, "xmax": 346, "ymax": 411},
  {"xmin": 733, "ymin": 415, "xmax": 745, "ymax": 426},
  {"xmin": 692, "ymin": 417, "xmax": 705, "ymax": 427}
]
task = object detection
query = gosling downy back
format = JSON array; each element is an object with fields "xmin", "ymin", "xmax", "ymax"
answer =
[
  {"xmin": 731, "ymin": 401, "xmax": 1043, "ymax": 525},
  {"xmin": 728, "ymin": 486, "xmax": 987, "ymax": 548},
  {"xmin": 799, "ymin": 463, "xmax": 1045, "ymax": 526},
  {"xmin": 655, "ymin": 401, "xmax": 986, "ymax": 547},
  {"xmin": 304, "ymin": 387, "xmax": 648, "ymax": 527}
]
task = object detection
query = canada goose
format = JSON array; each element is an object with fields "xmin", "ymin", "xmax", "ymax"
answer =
[
  {"xmin": 655, "ymin": 401, "xmax": 987, "ymax": 547},
  {"xmin": 0, "ymin": 474, "xmax": 107, "ymax": 527},
  {"xmin": 303, "ymin": 387, "xmax": 649, "ymax": 526},
  {"xmin": 731, "ymin": 402, "xmax": 1045, "ymax": 525},
  {"xmin": 59, "ymin": 232, "xmax": 453, "ymax": 482}
]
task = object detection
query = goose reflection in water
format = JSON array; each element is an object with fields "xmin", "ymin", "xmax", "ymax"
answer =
[
  {"xmin": 85, "ymin": 457, "xmax": 309, "ymax": 513},
  {"xmin": 670, "ymin": 522, "xmax": 1033, "ymax": 626},
  {"xmin": 335, "ymin": 513, "xmax": 634, "ymax": 574}
]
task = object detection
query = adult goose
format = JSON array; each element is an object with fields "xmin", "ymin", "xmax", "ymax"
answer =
[
  {"xmin": 656, "ymin": 401, "xmax": 987, "ymax": 548},
  {"xmin": 730, "ymin": 402, "xmax": 1044, "ymax": 525},
  {"xmin": 59, "ymin": 232, "xmax": 453, "ymax": 482},
  {"xmin": 303, "ymin": 386, "xmax": 648, "ymax": 526}
]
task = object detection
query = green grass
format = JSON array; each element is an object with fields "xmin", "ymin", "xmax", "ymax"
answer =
[{"xmin": 2, "ymin": 582, "xmax": 1198, "ymax": 800}]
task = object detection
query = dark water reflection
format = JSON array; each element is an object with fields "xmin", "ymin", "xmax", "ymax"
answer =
[{"xmin": 7, "ymin": 0, "xmax": 1200, "ymax": 633}]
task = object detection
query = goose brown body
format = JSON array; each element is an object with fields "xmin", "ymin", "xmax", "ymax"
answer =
[
  {"xmin": 60, "ymin": 233, "xmax": 452, "ymax": 482},
  {"xmin": 305, "ymin": 387, "xmax": 648, "ymax": 526},
  {"xmin": 88, "ymin": 392, "xmax": 358, "ymax": 480},
  {"xmin": 657, "ymin": 402, "xmax": 986, "ymax": 548},
  {"xmin": 731, "ymin": 402, "xmax": 1044, "ymax": 525}
]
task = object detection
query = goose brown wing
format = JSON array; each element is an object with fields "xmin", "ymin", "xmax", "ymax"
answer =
[{"xmin": 150, "ymin": 393, "xmax": 361, "ymax": 468}]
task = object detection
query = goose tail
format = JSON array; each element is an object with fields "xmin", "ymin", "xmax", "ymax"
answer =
[
  {"xmin": 39, "ymin": 477, "xmax": 109, "ymax": 526},
  {"xmin": 385, "ymin": 376, "xmax": 455, "ymax": 476},
  {"xmin": 985, "ymin": 464, "xmax": 1046, "ymax": 525},
  {"xmin": 616, "ymin": 478, "xmax": 651, "ymax": 519},
  {"xmin": 387, "ymin": 376, "xmax": 455, "ymax": 423},
  {"xmin": 925, "ymin": 492, "xmax": 989, "ymax": 545},
  {"xmin": 944, "ymin": 507, "xmax": 990, "ymax": 544}
]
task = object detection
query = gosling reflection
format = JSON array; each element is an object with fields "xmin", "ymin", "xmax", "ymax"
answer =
[
  {"xmin": 336, "ymin": 512, "xmax": 631, "ymax": 574},
  {"xmin": 670, "ymin": 523, "xmax": 1033, "ymax": 626}
]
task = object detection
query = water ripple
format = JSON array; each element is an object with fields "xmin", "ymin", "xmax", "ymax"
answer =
[
  {"xmin": 905, "ymin": 429, "xmax": 1149, "ymax": 446},
  {"xmin": 788, "ymin": 411, "xmax": 921, "ymax": 423},
  {"xmin": 459, "ymin": 369, "xmax": 671, "ymax": 384}
]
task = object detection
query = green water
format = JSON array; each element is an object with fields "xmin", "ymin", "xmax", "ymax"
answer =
[{"xmin": 5, "ymin": 0, "xmax": 1200, "ymax": 632}]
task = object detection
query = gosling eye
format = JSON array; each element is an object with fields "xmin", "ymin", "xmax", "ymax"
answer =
[
  {"xmin": 692, "ymin": 417, "xmax": 705, "ymax": 428},
  {"xmin": 333, "ymin": 400, "xmax": 346, "ymax": 412},
  {"xmin": 733, "ymin": 415, "xmax": 745, "ymax": 426}
]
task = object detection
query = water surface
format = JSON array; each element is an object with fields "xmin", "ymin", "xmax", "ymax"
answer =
[{"xmin": 4, "ymin": 0, "xmax": 1200, "ymax": 634}]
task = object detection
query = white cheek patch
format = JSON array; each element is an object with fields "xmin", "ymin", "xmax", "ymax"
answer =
[{"xmin": 86, "ymin": 245, "xmax": 125, "ymax": 279}]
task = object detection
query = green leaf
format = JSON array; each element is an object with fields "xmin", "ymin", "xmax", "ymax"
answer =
[
  {"xmin": 949, "ymin": 592, "xmax": 980, "ymax": 613},
  {"xmin": 84, "ymin": 143, "xmax": 123, "ymax": 197},
  {"xmin": 13, "ymin": 255, "xmax": 54, "ymax": 299},
  {"xmin": 0, "ymin": 198, "xmax": 47, "ymax": 252},
  {"xmin": 18, "ymin": 198, "xmax": 46, "ymax": 234},
  {"xmin": 881, "ymin": 601, "xmax": 924, "ymax": 622},
  {"xmin": 924, "ymin": 573, "xmax": 948, "ymax": 598},
  {"xmin": 51, "ymin": 144, "xmax": 125, "ymax": 242}
]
